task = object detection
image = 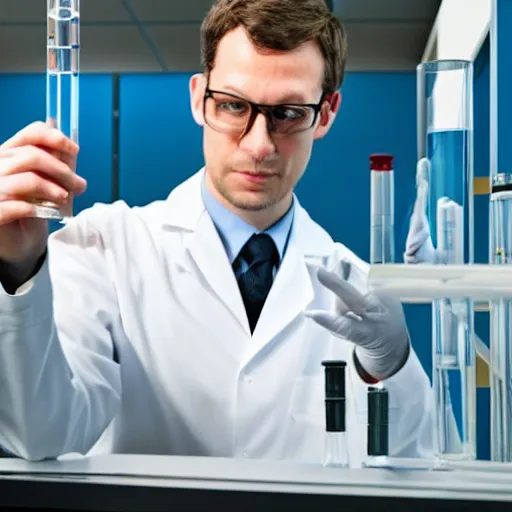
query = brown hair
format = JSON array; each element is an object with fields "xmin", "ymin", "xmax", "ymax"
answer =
[{"xmin": 200, "ymin": 0, "xmax": 348, "ymax": 94}]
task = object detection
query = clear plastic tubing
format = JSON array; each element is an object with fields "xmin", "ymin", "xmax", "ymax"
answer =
[
  {"xmin": 34, "ymin": 0, "xmax": 80, "ymax": 220},
  {"xmin": 370, "ymin": 154, "xmax": 395, "ymax": 264},
  {"xmin": 418, "ymin": 59, "xmax": 476, "ymax": 460},
  {"xmin": 489, "ymin": 173, "xmax": 512, "ymax": 462}
]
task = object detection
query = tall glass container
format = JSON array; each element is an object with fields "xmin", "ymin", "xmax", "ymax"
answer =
[
  {"xmin": 34, "ymin": 0, "xmax": 80, "ymax": 220},
  {"xmin": 370, "ymin": 154, "xmax": 395, "ymax": 264},
  {"xmin": 418, "ymin": 59, "xmax": 476, "ymax": 460},
  {"xmin": 489, "ymin": 173, "xmax": 512, "ymax": 461}
]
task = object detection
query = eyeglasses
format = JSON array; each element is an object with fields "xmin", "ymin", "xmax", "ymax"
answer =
[{"xmin": 203, "ymin": 88, "xmax": 325, "ymax": 137}]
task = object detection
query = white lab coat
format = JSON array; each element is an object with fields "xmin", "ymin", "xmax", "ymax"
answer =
[{"xmin": 0, "ymin": 169, "xmax": 434, "ymax": 465}]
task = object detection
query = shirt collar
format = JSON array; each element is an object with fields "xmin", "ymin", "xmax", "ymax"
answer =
[{"xmin": 201, "ymin": 175, "xmax": 294, "ymax": 264}]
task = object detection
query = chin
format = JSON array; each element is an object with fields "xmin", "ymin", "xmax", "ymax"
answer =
[{"xmin": 229, "ymin": 192, "xmax": 276, "ymax": 212}]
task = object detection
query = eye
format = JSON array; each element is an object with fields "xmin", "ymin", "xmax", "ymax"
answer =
[
  {"xmin": 272, "ymin": 106, "xmax": 307, "ymax": 121},
  {"xmin": 217, "ymin": 101, "xmax": 248, "ymax": 115}
]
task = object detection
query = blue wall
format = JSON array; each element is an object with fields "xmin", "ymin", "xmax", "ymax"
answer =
[
  {"xmin": 119, "ymin": 74, "xmax": 203, "ymax": 206},
  {"xmin": 473, "ymin": 36, "xmax": 491, "ymax": 461}
]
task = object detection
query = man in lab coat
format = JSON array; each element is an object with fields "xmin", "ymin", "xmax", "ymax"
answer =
[{"xmin": 0, "ymin": 0, "xmax": 434, "ymax": 464}]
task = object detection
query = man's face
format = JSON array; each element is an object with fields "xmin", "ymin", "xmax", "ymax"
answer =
[{"xmin": 190, "ymin": 27, "xmax": 339, "ymax": 219}]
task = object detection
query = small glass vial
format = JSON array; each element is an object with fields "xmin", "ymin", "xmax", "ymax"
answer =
[
  {"xmin": 366, "ymin": 386, "xmax": 389, "ymax": 466},
  {"xmin": 322, "ymin": 361, "xmax": 349, "ymax": 468}
]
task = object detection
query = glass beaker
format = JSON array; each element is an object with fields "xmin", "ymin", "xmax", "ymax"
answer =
[{"xmin": 418, "ymin": 59, "xmax": 476, "ymax": 460}]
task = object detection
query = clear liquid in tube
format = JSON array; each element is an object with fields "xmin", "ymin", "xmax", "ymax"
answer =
[{"xmin": 37, "ymin": 0, "xmax": 79, "ymax": 219}]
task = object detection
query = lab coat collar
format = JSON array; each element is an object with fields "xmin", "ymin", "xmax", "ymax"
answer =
[{"xmin": 161, "ymin": 168, "xmax": 334, "ymax": 257}]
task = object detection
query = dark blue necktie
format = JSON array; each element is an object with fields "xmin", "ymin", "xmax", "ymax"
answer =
[{"xmin": 235, "ymin": 233, "xmax": 279, "ymax": 333}]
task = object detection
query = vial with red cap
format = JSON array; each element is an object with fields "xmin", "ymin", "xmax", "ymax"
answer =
[{"xmin": 370, "ymin": 154, "xmax": 395, "ymax": 264}]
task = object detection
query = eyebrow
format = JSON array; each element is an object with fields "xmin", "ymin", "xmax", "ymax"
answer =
[{"xmin": 219, "ymin": 85, "xmax": 310, "ymax": 105}]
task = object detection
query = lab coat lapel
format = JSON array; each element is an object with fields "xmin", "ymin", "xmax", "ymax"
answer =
[
  {"xmin": 244, "ymin": 204, "xmax": 333, "ymax": 363},
  {"xmin": 161, "ymin": 169, "xmax": 249, "ymax": 333},
  {"xmin": 185, "ymin": 210, "xmax": 249, "ymax": 331}
]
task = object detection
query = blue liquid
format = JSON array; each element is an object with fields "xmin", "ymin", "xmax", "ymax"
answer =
[
  {"xmin": 428, "ymin": 128, "xmax": 476, "ymax": 459},
  {"xmin": 426, "ymin": 129, "xmax": 469, "ymax": 250}
]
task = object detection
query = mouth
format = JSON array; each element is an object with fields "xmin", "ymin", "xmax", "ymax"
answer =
[{"xmin": 234, "ymin": 170, "xmax": 277, "ymax": 184}]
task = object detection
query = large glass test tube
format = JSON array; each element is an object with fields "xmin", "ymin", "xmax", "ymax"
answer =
[
  {"xmin": 489, "ymin": 173, "xmax": 512, "ymax": 461},
  {"xmin": 33, "ymin": 0, "xmax": 80, "ymax": 220},
  {"xmin": 370, "ymin": 154, "xmax": 395, "ymax": 264},
  {"xmin": 418, "ymin": 59, "xmax": 476, "ymax": 460}
]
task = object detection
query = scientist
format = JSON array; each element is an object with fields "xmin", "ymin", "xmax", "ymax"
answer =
[{"xmin": 0, "ymin": 0, "xmax": 434, "ymax": 464}]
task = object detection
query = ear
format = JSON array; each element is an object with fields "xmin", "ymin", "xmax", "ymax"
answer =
[
  {"xmin": 189, "ymin": 73, "xmax": 207, "ymax": 126},
  {"xmin": 313, "ymin": 90, "xmax": 342, "ymax": 140}
]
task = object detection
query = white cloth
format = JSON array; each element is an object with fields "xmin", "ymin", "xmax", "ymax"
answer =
[{"xmin": 0, "ymin": 169, "xmax": 435, "ymax": 466}]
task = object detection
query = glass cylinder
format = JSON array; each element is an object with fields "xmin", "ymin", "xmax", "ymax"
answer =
[
  {"xmin": 418, "ymin": 59, "xmax": 476, "ymax": 460},
  {"xmin": 370, "ymin": 154, "xmax": 395, "ymax": 264},
  {"xmin": 34, "ymin": 0, "xmax": 80, "ymax": 220},
  {"xmin": 489, "ymin": 173, "xmax": 512, "ymax": 461},
  {"xmin": 323, "ymin": 430, "xmax": 349, "ymax": 468}
]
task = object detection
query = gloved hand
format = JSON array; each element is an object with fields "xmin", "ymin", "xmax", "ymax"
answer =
[
  {"xmin": 305, "ymin": 265, "xmax": 410, "ymax": 381},
  {"xmin": 404, "ymin": 158, "xmax": 437, "ymax": 264}
]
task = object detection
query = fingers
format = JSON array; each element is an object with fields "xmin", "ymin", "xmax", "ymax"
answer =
[
  {"xmin": 408, "ymin": 158, "xmax": 431, "ymax": 232},
  {"xmin": 416, "ymin": 158, "xmax": 430, "ymax": 192},
  {"xmin": 304, "ymin": 309, "xmax": 371, "ymax": 345},
  {"xmin": 0, "ymin": 123, "xmax": 86, "ymax": 226},
  {"xmin": 303, "ymin": 310, "xmax": 342, "ymax": 331},
  {"xmin": 0, "ymin": 172, "xmax": 70, "ymax": 205},
  {"xmin": 333, "ymin": 259, "xmax": 351, "ymax": 280},
  {"xmin": 406, "ymin": 203, "xmax": 430, "ymax": 254},
  {"xmin": 317, "ymin": 267, "xmax": 367, "ymax": 316},
  {"xmin": 0, "ymin": 146, "xmax": 86, "ymax": 195},
  {"xmin": 342, "ymin": 260, "xmax": 351, "ymax": 280},
  {"xmin": 0, "ymin": 200, "xmax": 36, "ymax": 226},
  {"xmin": 1, "ymin": 121, "xmax": 79, "ymax": 157},
  {"xmin": 405, "ymin": 230, "xmax": 429, "ymax": 254}
]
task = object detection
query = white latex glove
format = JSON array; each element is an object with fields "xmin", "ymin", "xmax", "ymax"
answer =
[
  {"xmin": 404, "ymin": 158, "xmax": 437, "ymax": 264},
  {"xmin": 305, "ymin": 265, "xmax": 410, "ymax": 381}
]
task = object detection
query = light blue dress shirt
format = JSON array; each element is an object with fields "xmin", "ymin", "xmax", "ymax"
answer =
[{"xmin": 201, "ymin": 176, "xmax": 295, "ymax": 275}]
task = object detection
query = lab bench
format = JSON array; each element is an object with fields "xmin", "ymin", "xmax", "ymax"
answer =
[{"xmin": 0, "ymin": 454, "xmax": 512, "ymax": 511}]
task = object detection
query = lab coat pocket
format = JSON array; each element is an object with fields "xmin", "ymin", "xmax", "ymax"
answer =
[{"xmin": 289, "ymin": 376, "xmax": 325, "ymax": 428}]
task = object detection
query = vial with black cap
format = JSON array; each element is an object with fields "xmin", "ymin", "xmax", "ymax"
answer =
[
  {"xmin": 363, "ymin": 386, "xmax": 449, "ymax": 470},
  {"xmin": 322, "ymin": 360, "xmax": 349, "ymax": 468},
  {"xmin": 366, "ymin": 386, "xmax": 389, "ymax": 465}
]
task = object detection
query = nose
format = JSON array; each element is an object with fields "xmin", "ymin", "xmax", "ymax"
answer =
[{"xmin": 238, "ymin": 113, "xmax": 276, "ymax": 164}]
